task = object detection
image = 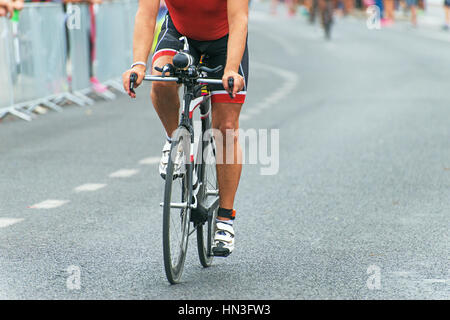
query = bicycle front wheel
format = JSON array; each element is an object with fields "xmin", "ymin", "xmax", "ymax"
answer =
[{"xmin": 162, "ymin": 127, "xmax": 192, "ymax": 284}]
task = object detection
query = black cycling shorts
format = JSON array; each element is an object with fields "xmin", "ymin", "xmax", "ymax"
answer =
[{"xmin": 152, "ymin": 14, "xmax": 249, "ymax": 104}]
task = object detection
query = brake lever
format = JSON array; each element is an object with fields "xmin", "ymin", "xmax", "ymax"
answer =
[
  {"xmin": 129, "ymin": 72, "xmax": 138, "ymax": 94},
  {"xmin": 228, "ymin": 77, "xmax": 234, "ymax": 99},
  {"xmin": 154, "ymin": 64, "xmax": 175, "ymax": 77}
]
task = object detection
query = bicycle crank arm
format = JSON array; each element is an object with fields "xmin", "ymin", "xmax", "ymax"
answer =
[
  {"xmin": 160, "ymin": 202, "xmax": 188, "ymax": 209},
  {"xmin": 160, "ymin": 194, "xmax": 197, "ymax": 209},
  {"xmin": 205, "ymin": 189, "xmax": 219, "ymax": 196}
]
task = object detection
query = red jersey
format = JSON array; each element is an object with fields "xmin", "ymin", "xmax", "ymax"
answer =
[{"xmin": 164, "ymin": 0, "xmax": 228, "ymax": 41}]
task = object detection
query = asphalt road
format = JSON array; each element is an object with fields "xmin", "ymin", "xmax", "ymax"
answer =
[{"xmin": 0, "ymin": 3, "xmax": 449, "ymax": 299}]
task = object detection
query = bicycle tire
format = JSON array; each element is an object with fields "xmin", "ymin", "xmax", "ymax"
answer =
[
  {"xmin": 162, "ymin": 127, "xmax": 192, "ymax": 284},
  {"xmin": 196, "ymin": 135, "xmax": 219, "ymax": 268}
]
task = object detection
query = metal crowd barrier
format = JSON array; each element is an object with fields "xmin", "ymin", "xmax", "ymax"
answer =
[
  {"xmin": 95, "ymin": 0, "xmax": 138, "ymax": 92},
  {"xmin": 66, "ymin": 3, "xmax": 96, "ymax": 105},
  {"xmin": 0, "ymin": 17, "xmax": 32, "ymax": 120},
  {"xmin": 0, "ymin": 0, "xmax": 139, "ymax": 122}
]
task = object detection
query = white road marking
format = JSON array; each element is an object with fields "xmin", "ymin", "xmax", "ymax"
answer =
[
  {"xmin": 139, "ymin": 157, "xmax": 160, "ymax": 165},
  {"xmin": 392, "ymin": 271, "xmax": 416, "ymax": 277},
  {"xmin": 29, "ymin": 200, "xmax": 70, "ymax": 209},
  {"xmin": 240, "ymin": 61, "xmax": 299, "ymax": 121},
  {"xmin": 109, "ymin": 169, "xmax": 139, "ymax": 178},
  {"xmin": 423, "ymin": 279, "xmax": 449, "ymax": 284},
  {"xmin": 74, "ymin": 183, "xmax": 107, "ymax": 192},
  {"xmin": 0, "ymin": 218, "xmax": 24, "ymax": 228}
]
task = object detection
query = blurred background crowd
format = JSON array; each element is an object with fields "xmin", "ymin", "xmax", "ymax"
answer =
[
  {"xmin": 1, "ymin": 0, "xmax": 449, "ymax": 29},
  {"xmin": 268, "ymin": 0, "xmax": 450, "ymax": 29},
  {"xmin": 0, "ymin": 0, "xmax": 449, "ymax": 118}
]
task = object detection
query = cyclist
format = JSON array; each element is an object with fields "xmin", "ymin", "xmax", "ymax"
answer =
[
  {"xmin": 405, "ymin": 0, "xmax": 418, "ymax": 27},
  {"xmin": 311, "ymin": 0, "xmax": 334, "ymax": 38},
  {"xmin": 122, "ymin": 0, "xmax": 249, "ymax": 257}
]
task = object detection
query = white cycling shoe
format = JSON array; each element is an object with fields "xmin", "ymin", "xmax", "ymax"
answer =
[
  {"xmin": 159, "ymin": 140, "xmax": 183, "ymax": 180},
  {"xmin": 212, "ymin": 220, "xmax": 235, "ymax": 257}
]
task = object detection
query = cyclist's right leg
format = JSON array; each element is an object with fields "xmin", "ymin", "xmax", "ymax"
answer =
[
  {"xmin": 151, "ymin": 55, "xmax": 182, "ymax": 178},
  {"xmin": 150, "ymin": 14, "xmax": 191, "ymax": 178},
  {"xmin": 151, "ymin": 55, "xmax": 180, "ymax": 139},
  {"xmin": 150, "ymin": 14, "xmax": 184, "ymax": 139}
]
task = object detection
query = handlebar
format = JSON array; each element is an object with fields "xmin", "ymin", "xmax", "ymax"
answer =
[{"xmin": 129, "ymin": 66, "xmax": 235, "ymax": 99}]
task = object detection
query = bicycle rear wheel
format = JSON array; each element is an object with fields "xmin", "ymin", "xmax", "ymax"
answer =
[
  {"xmin": 196, "ymin": 135, "xmax": 219, "ymax": 267},
  {"xmin": 162, "ymin": 127, "xmax": 192, "ymax": 284}
]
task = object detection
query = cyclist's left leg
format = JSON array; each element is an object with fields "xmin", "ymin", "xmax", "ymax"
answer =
[
  {"xmin": 203, "ymin": 35, "xmax": 249, "ymax": 256},
  {"xmin": 204, "ymin": 35, "xmax": 248, "ymax": 213},
  {"xmin": 212, "ymin": 102, "xmax": 243, "ymax": 211}
]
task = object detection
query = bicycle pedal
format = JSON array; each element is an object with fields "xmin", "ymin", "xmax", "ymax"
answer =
[
  {"xmin": 160, "ymin": 173, "xmax": 185, "ymax": 180},
  {"xmin": 212, "ymin": 244, "xmax": 231, "ymax": 257}
]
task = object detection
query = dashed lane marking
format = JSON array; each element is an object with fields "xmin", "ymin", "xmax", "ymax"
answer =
[
  {"xmin": 0, "ymin": 218, "xmax": 24, "ymax": 228},
  {"xmin": 139, "ymin": 157, "xmax": 160, "ymax": 165},
  {"xmin": 109, "ymin": 169, "xmax": 139, "ymax": 178},
  {"xmin": 29, "ymin": 200, "xmax": 70, "ymax": 209},
  {"xmin": 74, "ymin": 183, "xmax": 107, "ymax": 192}
]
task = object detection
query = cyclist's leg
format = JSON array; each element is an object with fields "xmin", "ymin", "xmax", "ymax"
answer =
[
  {"xmin": 201, "ymin": 35, "xmax": 248, "ymax": 256},
  {"xmin": 151, "ymin": 55, "xmax": 181, "ymax": 138},
  {"xmin": 211, "ymin": 103, "xmax": 243, "ymax": 210},
  {"xmin": 446, "ymin": 2, "xmax": 450, "ymax": 28},
  {"xmin": 318, "ymin": 0, "xmax": 326, "ymax": 26},
  {"xmin": 150, "ymin": 15, "xmax": 182, "ymax": 138},
  {"xmin": 205, "ymin": 35, "xmax": 248, "ymax": 211},
  {"xmin": 150, "ymin": 14, "xmax": 201, "ymax": 138}
]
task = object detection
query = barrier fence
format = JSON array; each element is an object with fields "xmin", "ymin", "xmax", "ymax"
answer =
[{"xmin": 0, "ymin": 0, "xmax": 138, "ymax": 122}]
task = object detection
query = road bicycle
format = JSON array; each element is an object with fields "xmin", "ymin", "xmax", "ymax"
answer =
[{"xmin": 129, "ymin": 37, "xmax": 233, "ymax": 284}]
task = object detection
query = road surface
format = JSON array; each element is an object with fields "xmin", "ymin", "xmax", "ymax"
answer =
[{"xmin": 0, "ymin": 3, "xmax": 449, "ymax": 299}]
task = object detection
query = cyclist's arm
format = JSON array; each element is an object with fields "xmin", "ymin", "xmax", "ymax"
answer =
[
  {"xmin": 123, "ymin": 0, "xmax": 160, "ymax": 97},
  {"xmin": 223, "ymin": 0, "xmax": 249, "ymax": 96}
]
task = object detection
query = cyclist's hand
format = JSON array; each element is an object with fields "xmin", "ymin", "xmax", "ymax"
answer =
[
  {"xmin": 222, "ymin": 70, "xmax": 244, "ymax": 99},
  {"xmin": 122, "ymin": 65, "xmax": 146, "ymax": 98}
]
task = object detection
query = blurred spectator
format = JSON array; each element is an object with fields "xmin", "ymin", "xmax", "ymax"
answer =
[
  {"xmin": 343, "ymin": 0, "xmax": 354, "ymax": 15},
  {"xmin": 383, "ymin": 0, "xmax": 395, "ymax": 25},
  {"xmin": 86, "ymin": 0, "xmax": 107, "ymax": 93},
  {"xmin": 444, "ymin": 0, "xmax": 450, "ymax": 30},
  {"xmin": 271, "ymin": 0, "xmax": 281, "ymax": 15},
  {"xmin": 12, "ymin": 0, "xmax": 24, "ymax": 10},
  {"xmin": 405, "ymin": 0, "xmax": 417, "ymax": 26},
  {"xmin": 0, "ymin": 0, "xmax": 15, "ymax": 18},
  {"xmin": 271, "ymin": 0, "xmax": 298, "ymax": 16}
]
